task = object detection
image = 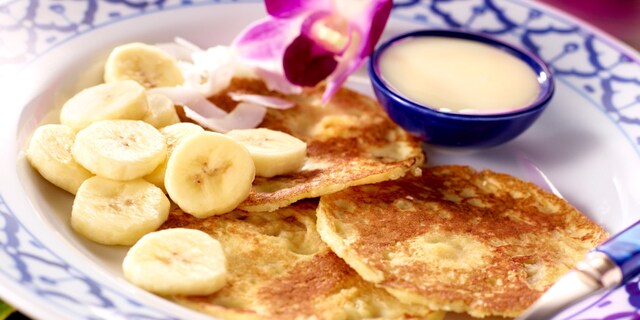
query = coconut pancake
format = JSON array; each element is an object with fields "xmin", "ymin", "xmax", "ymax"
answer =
[
  {"xmin": 203, "ymin": 78, "xmax": 424, "ymax": 212},
  {"xmin": 161, "ymin": 200, "xmax": 445, "ymax": 320},
  {"xmin": 316, "ymin": 165, "xmax": 608, "ymax": 318}
]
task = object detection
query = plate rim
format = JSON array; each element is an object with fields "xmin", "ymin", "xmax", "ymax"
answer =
[{"xmin": 2, "ymin": 0, "xmax": 640, "ymax": 319}]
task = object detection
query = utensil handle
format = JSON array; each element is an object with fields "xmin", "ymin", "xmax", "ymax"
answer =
[{"xmin": 595, "ymin": 220, "xmax": 640, "ymax": 283}]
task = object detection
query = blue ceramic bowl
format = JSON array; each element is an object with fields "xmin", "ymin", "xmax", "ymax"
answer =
[{"xmin": 368, "ymin": 29, "xmax": 555, "ymax": 148}]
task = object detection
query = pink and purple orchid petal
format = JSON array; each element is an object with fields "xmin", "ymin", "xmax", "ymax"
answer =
[
  {"xmin": 233, "ymin": 0, "xmax": 393, "ymax": 103},
  {"xmin": 283, "ymin": 34, "xmax": 338, "ymax": 86},
  {"xmin": 350, "ymin": 0, "xmax": 393, "ymax": 56},
  {"xmin": 299, "ymin": 10, "xmax": 349, "ymax": 53},
  {"xmin": 271, "ymin": 10, "xmax": 341, "ymax": 88},
  {"xmin": 322, "ymin": 0, "xmax": 392, "ymax": 102},
  {"xmin": 232, "ymin": 16, "xmax": 305, "ymax": 93},
  {"xmin": 232, "ymin": 17, "xmax": 301, "ymax": 62},
  {"xmin": 265, "ymin": 0, "xmax": 330, "ymax": 18}
]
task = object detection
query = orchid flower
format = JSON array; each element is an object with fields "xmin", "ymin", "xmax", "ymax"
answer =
[{"xmin": 232, "ymin": 0, "xmax": 393, "ymax": 103}]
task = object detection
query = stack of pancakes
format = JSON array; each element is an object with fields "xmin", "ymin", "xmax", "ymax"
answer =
[{"xmin": 164, "ymin": 78, "xmax": 608, "ymax": 319}]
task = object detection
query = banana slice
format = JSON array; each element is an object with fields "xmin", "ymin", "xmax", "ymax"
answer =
[
  {"xmin": 25, "ymin": 124, "xmax": 94, "ymax": 194},
  {"xmin": 226, "ymin": 128, "xmax": 307, "ymax": 178},
  {"xmin": 144, "ymin": 122, "xmax": 204, "ymax": 192},
  {"xmin": 104, "ymin": 42, "xmax": 184, "ymax": 89},
  {"xmin": 60, "ymin": 80, "xmax": 149, "ymax": 131},
  {"xmin": 165, "ymin": 132, "xmax": 255, "ymax": 218},
  {"xmin": 72, "ymin": 120, "xmax": 167, "ymax": 181},
  {"xmin": 71, "ymin": 176, "xmax": 170, "ymax": 245},
  {"xmin": 142, "ymin": 93, "xmax": 180, "ymax": 128},
  {"xmin": 122, "ymin": 228, "xmax": 228, "ymax": 295}
]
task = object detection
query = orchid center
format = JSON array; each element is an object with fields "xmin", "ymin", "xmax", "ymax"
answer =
[{"xmin": 310, "ymin": 16, "xmax": 350, "ymax": 53}]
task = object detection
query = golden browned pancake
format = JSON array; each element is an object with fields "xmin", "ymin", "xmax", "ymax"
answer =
[
  {"xmin": 161, "ymin": 200, "xmax": 445, "ymax": 320},
  {"xmin": 206, "ymin": 78, "xmax": 424, "ymax": 212},
  {"xmin": 316, "ymin": 165, "xmax": 608, "ymax": 318}
]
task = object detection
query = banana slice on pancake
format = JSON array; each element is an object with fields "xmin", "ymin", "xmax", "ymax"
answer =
[
  {"xmin": 226, "ymin": 128, "xmax": 307, "ymax": 178},
  {"xmin": 164, "ymin": 132, "xmax": 255, "ymax": 218},
  {"xmin": 144, "ymin": 122, "xmax": 205, "ymax": 192},
  {"xmin": 123, "ymin": 228, "xmax": 228, "ymax": 296}
]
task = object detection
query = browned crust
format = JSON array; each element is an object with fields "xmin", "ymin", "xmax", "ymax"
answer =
[
  {"xmin": 256, "ymin": 252, "xmax": 362, "ymax": 317},
  {"xmin": 317, "ymin": 165, "xmax": 609, "ymax": 318},
  {"xmin": 161, "ymin": 201, "xmax": 441, "ymax": 320},
  {"xmin": 204, "ymin": 78, "xmax": 425, "ymax": 212}
]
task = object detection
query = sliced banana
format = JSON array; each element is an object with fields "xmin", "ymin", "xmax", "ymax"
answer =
[
  {"xmin": 25, "ymin": 124, "xmax": 94, "ymax": 194},
  {"xmin": 72, "ymin": 120, "xmax": 166, "ymax": 181},
  {"xmin": 144, "ymin": 122, "xmax": 204, "ymax": 192},
  {"xmin": 60, "ymin": 80, "xmax": 148, "ymax": 131},
  {"xmin": 142, "ymin": 93, "xmax": 180, "ymax": 128},
  {"xmin": 226, "ymin": 128, "xmax": 307, "ymax": 178},
  {"xmin": 165, "ymin": 132, "xmax": 255, "ymax": 218},
  {"xmin": 104, "ymin": 42, "xmax": 184, "ymax": 89},
  {"xmin": 122, "ymin": 228, "xmax": 228, "ymax": 296},
  {"xmin": 71, "ymin": 176, "xmax": 170, "ymax": 245}
]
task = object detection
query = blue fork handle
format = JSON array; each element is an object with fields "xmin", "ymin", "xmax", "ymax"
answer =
[{"xmin": 595, "ymin": 220, "xmax": 640, "ymax": 284}]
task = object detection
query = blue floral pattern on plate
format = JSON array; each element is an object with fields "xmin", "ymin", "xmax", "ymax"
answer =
[
  {"xmin": 0, "ymin": 193, "xmax": 178, "ymax": 320},
  {"xmin": 1, "ymin": 0, "xmax": 639, "ymax": 319}
]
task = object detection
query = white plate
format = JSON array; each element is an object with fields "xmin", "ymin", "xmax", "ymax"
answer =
[{"xmin": 1, "ymin": 0, "xmax": 640, "ymax": 319}]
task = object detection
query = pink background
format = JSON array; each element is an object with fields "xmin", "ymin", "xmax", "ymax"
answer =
[{"xmin": 540, "ymin": 0, "xmax": 640, "ymax": 50}]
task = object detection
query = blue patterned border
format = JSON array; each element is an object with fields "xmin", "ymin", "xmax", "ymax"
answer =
[
  {"xmin": 0, "ymin": 194, "xmax": 178, "ymax": 319},
  {"xmin": 1, "ymin": 0, "xmax": 640, "ymax": 319},
  {"xmin": 0, "ymin": 0, "xmax": 262, "ymax": 68}
]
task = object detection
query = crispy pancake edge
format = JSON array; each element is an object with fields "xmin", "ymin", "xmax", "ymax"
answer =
[
  {"xmin": 316, "ymin": 165, "xmax": 609, "ymax": 318},
  {"xmin": 162, "ymin": 201, "xmax": 445, "ymax": 320},
  {"xmin": 202, "ymin": 78, "xmax": 425, "ymax": 212}
]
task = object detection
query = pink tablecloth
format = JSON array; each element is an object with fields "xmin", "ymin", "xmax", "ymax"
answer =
[{"xmin": 540, "ymin": 0, "xmax": 640, "ymax": 50}]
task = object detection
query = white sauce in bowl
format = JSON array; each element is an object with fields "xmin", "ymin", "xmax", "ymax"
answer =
[{"xmin": 378, "ymin": 37, "xmax": 541, "ymax": 114}]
